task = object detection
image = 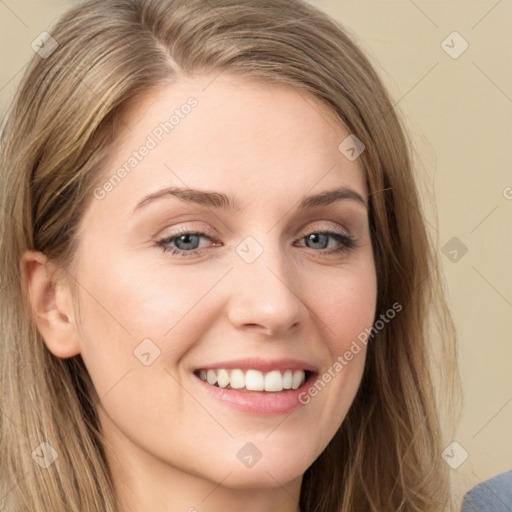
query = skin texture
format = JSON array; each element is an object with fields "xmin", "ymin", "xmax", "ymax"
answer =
[{"xmin": 23, "ymin": 74, "xmax": 378, "ymax": 512}]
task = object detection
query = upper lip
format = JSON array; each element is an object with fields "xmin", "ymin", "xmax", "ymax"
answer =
[{"xmin": 195, "ymin": 357, "xmax": 318, "ymax": 373}]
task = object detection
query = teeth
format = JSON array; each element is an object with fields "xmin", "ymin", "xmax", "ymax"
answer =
[
  {"xmin": 245, "ymin": 369, "xmax": 264, "ymax": 391},
  {"xmin": 265, "ymin": 370, "xmax": 283, "ymax": 392},
  {"xmin": 197, "ymin": 368, "xmax": 307, "ymax": 392},
  {"xmin": 283, "ymin": 370, "xmax": 292, "ymax": 389},
  {"xmin": 217, "ymin": 369, "xmax": 230, "ymax": 388},
  {"xmin": 206, "ymin": 369, "xmax": 217, "ymax": 386},
  {"xmin": 291, "ymin": 370, "xmax": 304, "ymax": 390},
  {"xmin": 230, "ymin": 369, "xmax": 245, "ymax": 389}
]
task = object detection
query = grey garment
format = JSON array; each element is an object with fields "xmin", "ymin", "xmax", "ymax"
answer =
[{"xmin": 461, "ymin": 470, "xmax": 512, "ymax": 512}]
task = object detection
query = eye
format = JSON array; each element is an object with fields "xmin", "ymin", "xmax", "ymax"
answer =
[
  {"xmin": 155, "ymin": 227, "xmax": 357, "ymax": 258},
  {"xmin": 296, "ymin": 229, "xmax": 356, "ymax": 255},
  {"xmin": 155, "ymin": 229, "xmax": 215, "ymax": 257}
]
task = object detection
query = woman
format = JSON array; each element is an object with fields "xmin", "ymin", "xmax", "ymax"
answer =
[{"xmin": 0, "ymin": 0, "xmax": 461, "ymax": 510}]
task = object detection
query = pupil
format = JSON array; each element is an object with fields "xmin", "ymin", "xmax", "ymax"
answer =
[
  {"xmin": 308, "ymin": 233, "xmax": 327, "ymax": 249},
  {"xmin": 177, "ymin": 234, "xmax": 198, "ymax": 250}
]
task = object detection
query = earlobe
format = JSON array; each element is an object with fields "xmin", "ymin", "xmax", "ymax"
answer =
[{"xmin": 21, "ymin": 250, "xmax": 81, "ymax": 359}]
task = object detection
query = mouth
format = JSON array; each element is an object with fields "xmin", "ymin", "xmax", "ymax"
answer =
[{"xmin": 193, "ymin": 368, "xmax": 315, "ymax": 393}]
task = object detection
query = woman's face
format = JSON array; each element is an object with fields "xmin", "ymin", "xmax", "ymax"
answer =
[{"xmin": 62, "ymin": 75, "xmax": 377, "ymax": 496}]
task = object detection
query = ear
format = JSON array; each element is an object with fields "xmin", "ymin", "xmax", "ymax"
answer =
[{"xmin": 21, "ymin": 250, "xmax": 81, "ymax": 358}]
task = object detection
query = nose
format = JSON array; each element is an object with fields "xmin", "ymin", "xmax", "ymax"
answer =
[{"xmin": 225, "ymin": 241, "xmax": 308, "ymax": 336}]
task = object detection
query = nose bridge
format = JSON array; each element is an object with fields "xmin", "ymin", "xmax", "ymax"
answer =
[{"xmin": 226, "ymin": 233, "xmax": 306, "ymax": 334}]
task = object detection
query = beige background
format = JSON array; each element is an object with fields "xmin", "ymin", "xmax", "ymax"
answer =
[{"xmin": 1, "ymin": 0, "xmax": 511, "ymax": 507}]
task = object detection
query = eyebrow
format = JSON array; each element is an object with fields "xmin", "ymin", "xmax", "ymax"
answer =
[{"xmin": 129, "ymin": 185, "xmax": 368, "ymax": 217}]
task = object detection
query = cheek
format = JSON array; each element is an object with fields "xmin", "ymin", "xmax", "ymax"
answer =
[
  {"xmin": 71, "ymin": 247, "xmax": 233, "ymax": 405},
  {"xmin": 74, "ymin": 246, "xmax": 222, "ymax": 343},
  {"xmin": 313, "ymin": 264, "xmax": 377, "ymax": 348},
  {"xmin": 300, "ymin": 263, "xmax": 376, "ymax": 433}
]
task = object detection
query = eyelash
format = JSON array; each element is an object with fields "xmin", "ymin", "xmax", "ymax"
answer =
[{"xmin": 155, "ymin": 226, "xmax": 357, "ymax": 258}]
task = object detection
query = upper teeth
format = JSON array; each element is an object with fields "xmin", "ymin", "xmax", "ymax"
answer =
[{"xmin": 197, "ymin": 369, "xmax": 306, "ymax": 392}]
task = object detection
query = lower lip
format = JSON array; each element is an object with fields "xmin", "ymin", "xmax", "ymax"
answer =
[{"xmin": 193, "ymin": 373, "xmax": 316, "ymax": 415}]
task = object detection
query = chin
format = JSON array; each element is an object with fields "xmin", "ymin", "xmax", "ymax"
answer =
[{"xmin": 200, "ymin": 442, "xmax": 315, "ymax": 489}]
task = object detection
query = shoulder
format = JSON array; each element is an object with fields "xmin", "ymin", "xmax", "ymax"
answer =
[{"xmin": 461, "ymin": 470, "xmax": 512, "ymax": 512}]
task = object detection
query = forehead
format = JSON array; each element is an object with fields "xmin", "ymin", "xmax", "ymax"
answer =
[{"xmin": 90, "ymin": 74, "xmax": 368, "ymax": 219}]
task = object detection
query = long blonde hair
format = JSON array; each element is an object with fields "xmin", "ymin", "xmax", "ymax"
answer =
[{"xmin": 0, "ymin": 0, "xmax": 461, "ymax": 510}]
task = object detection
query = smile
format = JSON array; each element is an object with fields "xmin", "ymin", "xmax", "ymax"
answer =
[
  {"xmin": 194, "ymin": 368, "xmax": 310, "ymax": 392},
  {"xmin": 192, "ymin": 364, "xmax": 318, "ymax": 415}
]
